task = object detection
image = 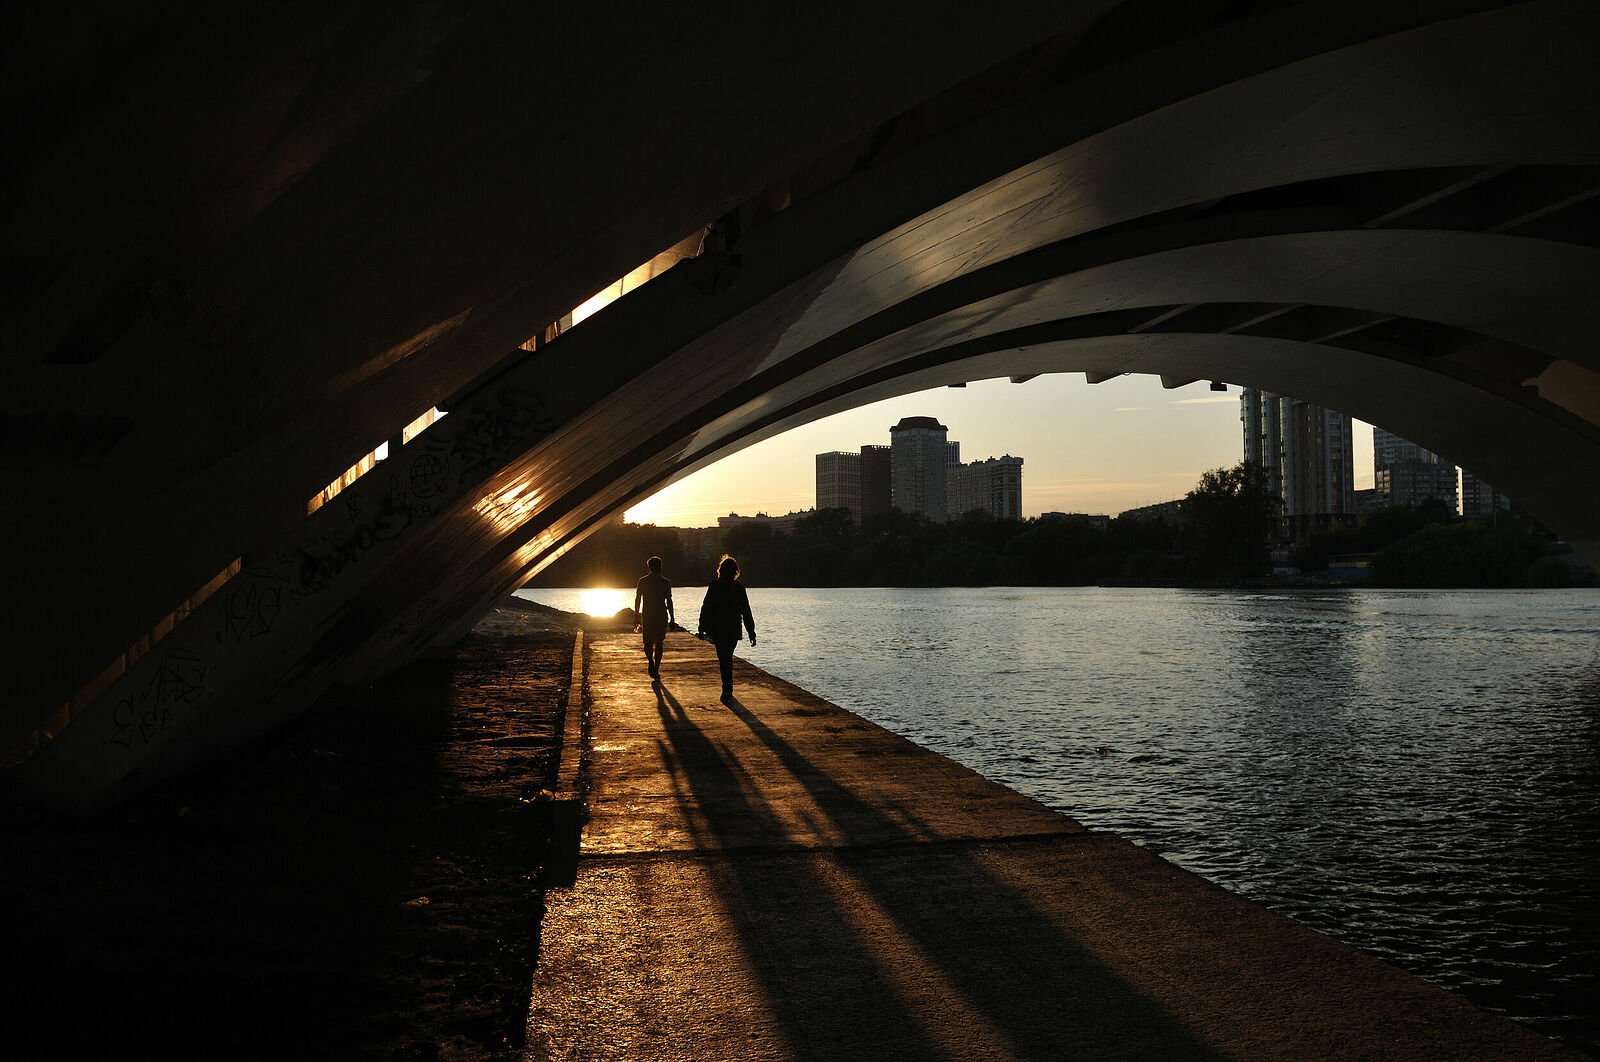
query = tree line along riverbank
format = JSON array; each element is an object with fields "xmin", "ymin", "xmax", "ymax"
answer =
[{"xmin": 529, "ymin": 463, "xmax": 1595, "ymax": 591}]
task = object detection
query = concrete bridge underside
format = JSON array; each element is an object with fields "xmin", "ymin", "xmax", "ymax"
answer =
[{"xmin": 5, "ymin": 0, "xmax": 1599, "ymax": 808}]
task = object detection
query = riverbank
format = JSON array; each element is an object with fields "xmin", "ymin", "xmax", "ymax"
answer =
[
  {"xmin": 1, "ymin": 604, "xmax": 586, "ymax": 1060},
  {"xmin": 3, "ymin": 597, "xmax": 1589, "ymax": 1058},
  {"xmin": 579, "ymin": 583, "xmax": 1599, "ymax": 1053},
  {"xmin": 532, "ymin": 626, "xmax": 1584, "ymax": 1060}
]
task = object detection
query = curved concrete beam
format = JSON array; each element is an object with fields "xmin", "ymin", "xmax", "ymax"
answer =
[
  {"xmin": 10, "ymin": 0, "xmax": 1600, "ymax": 808},
  {"xmin": 4, "ymin": 0, "xmax": 1081, "ymax": 747}
]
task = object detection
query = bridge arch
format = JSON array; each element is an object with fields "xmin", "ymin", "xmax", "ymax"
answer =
[{"xmin": 7, "ymin": 0, "xmax": 1598, "ymax": 807}]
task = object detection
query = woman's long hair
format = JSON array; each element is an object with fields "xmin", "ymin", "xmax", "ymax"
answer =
[{"xmin": 717, "ymin": 554, "xmax": 739, "ymax": 580}]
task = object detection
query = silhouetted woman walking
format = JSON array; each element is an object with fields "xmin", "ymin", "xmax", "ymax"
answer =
[{"xmin": 697, "ymin": 555, "xmax": 756, "ymax": 704}]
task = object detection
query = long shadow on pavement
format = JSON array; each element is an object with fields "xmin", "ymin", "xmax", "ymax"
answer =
[{"xmin": 650, "ymin": 680, "xmax": 1228, "ymax": 1061}]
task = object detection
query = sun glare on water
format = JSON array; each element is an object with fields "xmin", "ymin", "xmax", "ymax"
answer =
[{"xmin": 578, "ymin": 588, "xmax": 630, "ymax": 617}]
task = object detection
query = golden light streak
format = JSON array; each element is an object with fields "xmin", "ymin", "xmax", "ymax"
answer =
[
  {"xmin": 401, "ymin": 406, "xmax": 446, "ymax": 444},
  {"xmin": 473, "ymin": 479, "xmax": 546, "ymax": 535}
]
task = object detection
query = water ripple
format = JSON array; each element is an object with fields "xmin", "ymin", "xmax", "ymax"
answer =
[{"xmin": 741, "ymin": 586, "xmax": 1600, "ymax": 1057}]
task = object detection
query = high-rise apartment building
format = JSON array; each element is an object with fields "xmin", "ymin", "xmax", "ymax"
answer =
[
  {"xmin": 1376, "ymin": 461, "xmax": 1459, "ymax": 510},
  {"xmin": 859, "ymin": 445, "xmax": 891, "ymax": 520},
  {"xmin": 1460, "ymin": 468, "xmax": 1512, "ymax": 517},
  {"xmin": 819, "ymin": 421, "xmax": 1020, "ymax": 525},
  {"xmin": 890, "ymin": 416, "xmax": 952, "ymax": 522},
  {"xmin": 1240, "ymin": 387, "xmax": 1284, "ymax": 501},
  {"xmin": 815, "ymin": 451, "xmax": 861, "ymax": 520},
  {"xmin": 1241, "ymin": 388, "xmax": 1355, "ymax": 536},
  {"xmin": 1283, "ymin": 399, "xmax": 1355, "ymax": 521},
  {"xmin": 949, "ymin": 455, "xmax": 1023, "ymax": 519},
  {"xmin": 1372, "ymin": 427, "xmax": 1440, "ymax": 469},
  {"xmin": 1371, "ymin": 426, "xmax": 1458, "ymax": 512}
]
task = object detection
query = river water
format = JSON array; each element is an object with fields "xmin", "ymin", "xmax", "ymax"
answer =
[{"xmin": 517, "ymin": 585, "xmax": 1600, "ymax": 1054}]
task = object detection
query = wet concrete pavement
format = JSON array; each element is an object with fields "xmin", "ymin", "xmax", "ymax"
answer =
[{"xmin": 525, "ymin": 631, "xmax": 1580, "ymax": 1061}]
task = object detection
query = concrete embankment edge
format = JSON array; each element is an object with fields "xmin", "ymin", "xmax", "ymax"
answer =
[{"xmin": 525, "ymin": 630, "xmax": 1580, "ymax": 1061}]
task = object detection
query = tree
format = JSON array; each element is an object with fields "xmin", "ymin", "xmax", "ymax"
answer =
[
  {"xmin": 1356, "ymin": 498, "xmax": 1453, "ymax": 551},
  {"xmin": 721, "ymin": 521, "xmax": 778, "ymax": 581},
  {"xmin": 788, "ymin": 508, "xmax": 859, "ymax": 584},
  {"xmin": 525, "ymin": 520, "xmax": 690, "ymax": 587},
  {"xmin": 1178, "ymin": 461, "xmax": 1279, "ymax": 582},
  {"xmin": 1004, "ymin": 513, "xmax": 1099, "ymax": 584}
]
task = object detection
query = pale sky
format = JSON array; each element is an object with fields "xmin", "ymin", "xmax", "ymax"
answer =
[{"xmin": 625, "ymin": 373, "xmax": 1376, "ymax": 527}]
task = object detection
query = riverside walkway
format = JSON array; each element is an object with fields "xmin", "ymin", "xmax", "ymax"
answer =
[{"xmin": 526, "ymin": 630, "xmax": 1577, "ymax": 1061}]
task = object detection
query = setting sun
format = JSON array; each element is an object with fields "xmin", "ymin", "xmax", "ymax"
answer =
[{"xmin": 578, "ymin": 587, "xmax": 631, "ymax": 617}]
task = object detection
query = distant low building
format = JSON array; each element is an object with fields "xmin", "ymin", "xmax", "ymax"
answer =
[
  {"xmin": 717, "ymin": 509, "xmax": 813, "ymax": 536},
  {"xmin": 1119, "ymin": 499, "xmax": 1183, "ymax": 523},
  {"xmin": 1041, "ymin": 512, "xmax": 1110, "ymax": 530},
  {"xmin": 676, "ymin": 526, "xmax": 719, "ymax": 564}
]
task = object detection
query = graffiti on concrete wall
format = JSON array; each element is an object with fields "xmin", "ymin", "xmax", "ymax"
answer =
[
  {"xmin": 293, "ymin": 484, "xmax": 417, "ymax": 593},
  {"xmin": 104, "ymin": 648, "xmax": 211, "ymax": 749},
  {"xmin": 407, "ymin": 447, "xmax": 452, "ymax": 516},
  {"xmin": 449, "ymin": 384, "xmax": 560, "ymax": 479},
  {"xmin": 219, "ymin": 570, "xmax": 284, "ymax": 644},
  {"xmin": 80, "ymin": 377, "xmax": 565, "ymax": 774}
]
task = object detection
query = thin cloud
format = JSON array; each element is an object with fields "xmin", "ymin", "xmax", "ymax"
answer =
[
  {"xmin": 1112, "ymin": 406, "xmax": 1149, "ymax": 412},
  {"xmin": 1171, "ymin": 394, "xmax": 1240, "ymax": 405}
]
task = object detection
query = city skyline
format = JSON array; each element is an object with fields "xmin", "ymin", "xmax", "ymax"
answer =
[{"xmin": 626, "ymin": 373, "xmax": 1379, "ymax": 528}]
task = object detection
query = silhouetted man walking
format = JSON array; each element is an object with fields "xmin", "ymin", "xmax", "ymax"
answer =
[{"xmin": 634, "ymin": 555, "xmax": 674, "ymax": 682}]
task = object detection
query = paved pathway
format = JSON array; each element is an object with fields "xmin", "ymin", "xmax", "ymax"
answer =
[{"xmin": 526, "ymin": 631, "xmax": 1578, "ymax": 1061}]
